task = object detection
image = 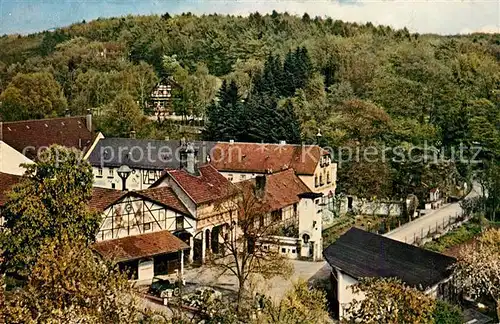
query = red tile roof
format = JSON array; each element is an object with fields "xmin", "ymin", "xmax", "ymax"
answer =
[
  {"xmin": 0, "ymin": 116, "xmax": 95, "ymax": 159},
  {"xmin": 166, "ymin": 164, "xmax": 238, "ymax": 205},
  {"xmin": 89, "ymin": 187, "xmax": 126, "ymax": 212},
  {"xmin": 210, "ymin": 142, "xmax": 328, "ymax": 176},
  {"xmin": 137, "ymin": 186, "xmax": 191, "ymax": 216},
  {"xmin": 237, "ymin": 169, "xmax": 311, "ymax": 212},
  {"xmin": 0, "ymin": 172, "xmax": 22, "ymax": 206},
  {"xmin": 92, "ymin": 230, "xmax": 189, "ymax": 262}
]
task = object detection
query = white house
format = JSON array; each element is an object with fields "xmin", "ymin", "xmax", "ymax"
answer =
[
  {"xmin": 89, "ymin": 186, "xmax": 191, "ymax": 283},
  {"xmin": 149, "ymin": 143, "xmax": 240, "ymax": 264},
  {"xmin": 86, "ymin": 138, "xmax": 214, "ymax": 191},
  {"xmin": 323, "ymin": 228, "xmax": 456, "ymax": 319},
  {"xmin": 0, "ymin": 141, "xmax": 33, "ymax": 175},
  {"xmin": 210, "ymin": 141, "xmax": 338, "ymax": 228},
  {"xmin": 237, "ymin": 169, "xmax": 324, "ymax": 261}
]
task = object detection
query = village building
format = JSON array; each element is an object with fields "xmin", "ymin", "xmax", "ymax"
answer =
[
  {"xmin": 209, "ymin": 141, "xmax": 337, "ymax": 227},
  {"xmin": 0, "ymin": 141, "xmax": 33, "ymax": 175},
  {"xmin": 323, "ymin": 227, "xmax": 456, "ymax": 319},
  {"xmin": 237, "ymin": 169, "xmax": 324, "ymax": 261},
  {"xmin": 89, "ymin": 187, "xmax": 191, "ymax": 283},
  {"xmin": 87, "ymin": 138, "xmax": 213, "ymax": 191},
  {"xmin": 147, "ymin": 77, "xmax": 181, "ymax": 118},
  {"xmin": 150, "ymin": 144, "xmax": 239, "ymax": 264},
  {"xmin": 0, "ymin": 111, "xmax": 102, "ymax": 162}
]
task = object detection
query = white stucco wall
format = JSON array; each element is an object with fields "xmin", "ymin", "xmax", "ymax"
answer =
[
  {"xmin": 92, "ymin": 166, "xmax": 162, "ymax": 191},
  {"xmin": 97, "ymin": 197, "xmax": 195, "ymax": 242},
  {"xmin": 0, "ymin": 141, "xmax": 33, "ymax": 175},
  {"xmin": 336, "ymin": 269, "xmax": 364, "ymax": 319},
  {"xmin": 298, "ymin": 196, "xmax": 323, "ymax": 261}
]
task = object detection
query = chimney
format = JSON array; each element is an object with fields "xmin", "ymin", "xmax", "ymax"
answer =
[
  {"xmin": 86, "ymin": 109, "xmax": 92, "ymax": 132},
  {"xmin": 185, "ymin": 142, "xmax": 197, "ymax": 175},
  {"xmin": 130, "ymin": 130, "xmax": 136, "ymax": 139},
  {"xmin": 255, "ymin": 175, "xmax": 266, "ymax": 198},
  {"xmin": 65, "ymin": 109, "xmax": 70, "ymax": 117}
]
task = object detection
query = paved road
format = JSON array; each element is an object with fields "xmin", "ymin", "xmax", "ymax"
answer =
[
  {"xmin": 385, "ymin": 184, "xmax": 480, "ymax": 243},
  {"xmin": 183, "ymin": 259, "xmax": 327, "ymax": 301}
]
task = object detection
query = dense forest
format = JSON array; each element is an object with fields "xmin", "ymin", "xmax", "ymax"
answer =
[{"xmin": 0, "ymin": 12, "xmax": 499, "ymax": 208}]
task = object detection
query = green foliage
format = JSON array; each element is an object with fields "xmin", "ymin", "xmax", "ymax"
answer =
[
  {"xmin": 257, "ymin": 280, "xmax": 331, "ymax": 324},
  {"xmin": 432, "ymin": 300, "xmax": 463, "ymax": 324},
  {"xmin": 0, "ymin": 146, "xmax": 101, "ymax": 277},
  {"xmin": 424, "ymin": 222, "xmax": 482, "ymax": 253},
  {"xmin": 0, "ymin": 72, "xmax": 67, "ymax": 121},
  {"xmin": 3, "ymin": 237, "xmax": 151, "ymax": 323},
  {"xmin": 344, "ymin": 277, "xmax": 435, "ymax": 324},
  {"xmin": 98, "ymin": 92, "xmax": 146, "ymax": 138}
]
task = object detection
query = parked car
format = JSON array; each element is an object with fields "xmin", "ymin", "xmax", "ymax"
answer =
[{"xmin": 148, "ymin": 277, "xmax": 183, "ymax": 298}]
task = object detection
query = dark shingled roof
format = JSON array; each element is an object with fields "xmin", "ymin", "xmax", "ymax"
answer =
[
  {"xmin": 87, "ymin": 138, "xmax": 214, "ymax": 170},
  {"xmin": 323, "ymin": 227, "xmax": 456, "ymax": 289},
  {"xmin": 0, "ymin": 116, "xmax": 96, "ymax": 159},
  {"xmin": 92, "ymin": 230, "xmax": 189, "ymax": 262}
]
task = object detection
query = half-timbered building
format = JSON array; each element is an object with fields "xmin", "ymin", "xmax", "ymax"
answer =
[
  {"xmin": 151, "ymin": 143, "xmax": 240, "ymax": 264},
  {"xmin": 87, "ymin": 138, "xmax": 213, "ymax": 191},
  {"xmin": 89, "ymin": 186, "xmax": 192, "ymax": 282}
]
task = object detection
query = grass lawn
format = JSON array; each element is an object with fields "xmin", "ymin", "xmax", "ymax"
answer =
[
  {"xmin": 423, "ymin": 222, "xmax": 482, "ymax": 253},
  {"xmin": 322, "ymin": 214, "xmax": 402, "ymax": 249}
]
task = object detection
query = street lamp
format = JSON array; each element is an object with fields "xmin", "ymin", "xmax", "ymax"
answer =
[{"xmin": 117, "ymin": 165, "xmax": 132, "ymax": 191}]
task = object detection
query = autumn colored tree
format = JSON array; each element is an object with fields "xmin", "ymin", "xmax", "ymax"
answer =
[
  {"xmin": 206, "ymin": 189, "xmax": 293, "ymax": 312},
  {"xmin": 0, "ymin": 145, "xmax": 100, "ymax": 277},
  {"xmin": 453, "ymin": 228, "xmax": 500, "ymax": 320},
  {"xmin": 257, "ymin": 280, "xmax": 332, "ymax": 324},
  {"xmin": 3, "ymin": 237, "xmax": 150, "ymax": 323},
  {"xmin": 343, "ymin": 277, "xmax": 435, "ymax": 324}
]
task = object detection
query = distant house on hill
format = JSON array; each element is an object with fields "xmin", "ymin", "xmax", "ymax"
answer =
[
  {"xmin": 323, "ymin": 227, "xmax": 456, "ymax": 319},
  {"xmin": 147, "ymin": 77, "xmax": 181, "ymax": 118}
]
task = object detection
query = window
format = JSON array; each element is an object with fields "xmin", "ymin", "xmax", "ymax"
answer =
[
  {"xmin": 240, "ymin": 174, "xmax": 246, "ymax": 181},
  {"xmin": 327, "ymin": 172, "xmax": 331, "ymax": 184},
  {"xmin": 111, "ymin": 183, "xmax": 116, "ymax": 189},
  {"xmin": 292, "ymin": 249, "xmax": 296, "ymax": 254},
  {"xmin": 271, "ymin": 210, "xmax": 281, "ymax": 222},
  {"xmin": 320, "ymin": 174, "xmax": 324, "ymax": 186},
  {"xmin": 175, "ymin": 216, "xmax": 184, "ymax": 230},
  {"xmin": 143, "ymin": 223, "xmax": 151, "ymax": 231},
  {"xmin": 227, "ymin": 174, "xmax": 234, "ymax": 182},
  {"xmin": 97, "ymin": 168, "xmax": 103, "ymax": 178},
  {"xmin": 315, "ymin": 175, "xmax": 319, "ymax": 187},
  {"xmin": 108, "ymin": 168, "xmax": 114, "ymax": 178},
  {"xmin": 148, "ymin": 170, "xmax": 156, "ymax": 182},
  {"xmin": 281, "ymin": 248, "xmax": 286, "ymax": 253}
]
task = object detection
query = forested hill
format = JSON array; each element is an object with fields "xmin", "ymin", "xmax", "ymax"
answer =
[{"xmin": 0, "ymin": 12, "xmax": 498, "ymax": 149}]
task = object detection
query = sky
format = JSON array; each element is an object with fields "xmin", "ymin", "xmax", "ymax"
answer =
[{"xmin": 0, "ymin": 0, "xmax": 498, "ymax": 36}]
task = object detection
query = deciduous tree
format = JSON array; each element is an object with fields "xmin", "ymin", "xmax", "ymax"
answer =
[
  {"xmin": 0, "ymin": 146, "xmax": 100, "ymax": 277},
  {"xmin": 343, "ymin": 277, "xmax": 435, "ymax": 324}
]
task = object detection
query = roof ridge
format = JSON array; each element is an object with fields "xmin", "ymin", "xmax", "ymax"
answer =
[{"xmin": 2, "ymin": 116, "xmax": 86, "ymax": 124}]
